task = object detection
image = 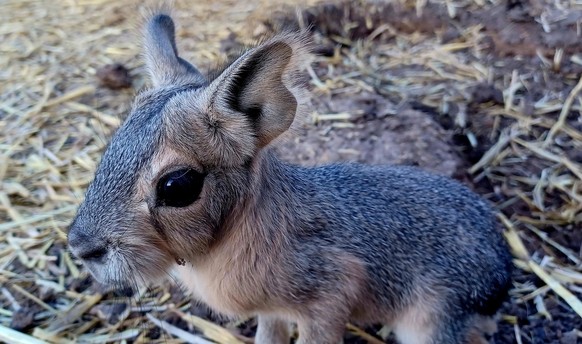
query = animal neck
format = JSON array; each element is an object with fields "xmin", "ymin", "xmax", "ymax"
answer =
[{"xmin": 220, "ymin": 148, "xmax": 310, "ymax": 250}]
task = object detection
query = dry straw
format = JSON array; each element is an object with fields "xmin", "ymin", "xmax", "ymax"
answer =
[{"xmin": 1, "ymin": 0, "xmax": 581, "ymax": 343}]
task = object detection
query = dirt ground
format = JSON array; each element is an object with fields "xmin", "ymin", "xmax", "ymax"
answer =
[{"xmin": 1, "ymin": 0, "xmax": 581, "ymax": 343}]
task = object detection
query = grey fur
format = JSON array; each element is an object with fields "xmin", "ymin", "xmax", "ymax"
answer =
[
  {"xmin": 143, "ymin": 14, "xmax": 206, "ymax": 87},
  {"xmin": 68, "ymin": 12, "xmax": 512, "ymax": 344}
]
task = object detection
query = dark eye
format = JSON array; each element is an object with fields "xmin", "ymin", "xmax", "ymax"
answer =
[{"xmin": 156, "ymin": 169, "xmax": 205, "ymax": 207}]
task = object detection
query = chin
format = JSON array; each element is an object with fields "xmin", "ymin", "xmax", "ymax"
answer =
[{"xmin": 85, "ymin": 260, "xmax": 165, "ymax": 291}]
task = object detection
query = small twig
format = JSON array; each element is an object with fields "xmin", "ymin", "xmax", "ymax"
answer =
[
  {"xmin": 46, "ymin": 293, "xmax": 102, "ymax": 332},
  {"xmin": 44, "ymin": 85, "xmax": 96, "ymax": 108},
  {"xmin": 346, "ymin": 323, "xmax": 386, "ymax": 344},
  {"xmin": 0, "ymin": 205, "xmax": 77, "ymax": 232},
  {"xmin": 173, "ymin": 309, "xmax": 246, "ymax": 344},
  {"xmin": 146, "ymin": 313, "xmax": 215, "ymax": 344},
  {"xmin": 0, "ymin": 324, "xmax": 48, "ymax": 344},
  {"xmin": 498, "ymin": 213, "xmax": 530, "ymax": 261},
  {"xmin": 514, "ymin": 323, "xmax": 523, "ymax": 344},
  {"xmin": 529, "ymin": 261, "xmax": 582, "ymax": 319},
  {"xmin": 10, "ymin": 284, "xmax": 57, "ymax": 314},
  {"xmin": 544, "ymin": 75, "xmax": 582, "ymax": 146},
  {"xmin": 469, "ymin": 128, "xmax": 515, "ymax": 174}
]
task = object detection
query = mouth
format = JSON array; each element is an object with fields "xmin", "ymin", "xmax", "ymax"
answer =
[
  {"xmin": 84, "ymin": 252, "xmax": 175, "ymax": 291},
  {"xmin": 72, "ymin": 250, "xmax": 129, "ymax": 287},
  {"xmin": 78, "ymin": 259, "xmax": 115, "ymax": 284}
]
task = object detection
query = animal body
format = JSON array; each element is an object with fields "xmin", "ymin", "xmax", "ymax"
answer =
[{"xmin": 68, "ymin": 10, "xmax": 513, "ymax": 344}]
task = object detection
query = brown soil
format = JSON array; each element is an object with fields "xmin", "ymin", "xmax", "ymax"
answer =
[{"xmin": 274, "ymin": 93, "xmax": 464, "ymax": 178}]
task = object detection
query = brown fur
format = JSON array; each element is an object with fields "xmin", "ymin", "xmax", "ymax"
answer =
[{"xmin": 67, "ymin": 11, "xmax": 513, "ymax": 344}]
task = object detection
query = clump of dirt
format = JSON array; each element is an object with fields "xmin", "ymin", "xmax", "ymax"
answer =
[
  {"xmin": 295, "ymin": 0, "xmax": 582, "ymax": 66},
  {"xmin": 275, "ymin": 91, "xmax": 464, "ymax": 178},
  {"xmin": 481, "ymin": 0, "xmax": 582, "ymax": 57},
  {"xmin": 264, "ymin": 0, "xmax": 453, "ymax": 42},
  {"xmin": 96, "ymin": 63, "xmax": 133, "ymax": 89},
  {"xmin": 10, "ymin": 307, "xmax": 36, "ymax": 331}
]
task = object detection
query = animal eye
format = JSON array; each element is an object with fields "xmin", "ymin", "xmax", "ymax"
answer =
[{"xmin": 156, "ymin": 169, "xmax": 205, "ymax": 207}]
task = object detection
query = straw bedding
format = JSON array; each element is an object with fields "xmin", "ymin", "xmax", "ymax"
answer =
[{"xmin": 1, "ymin": 0, "xmax": 581, "ymax": 343}]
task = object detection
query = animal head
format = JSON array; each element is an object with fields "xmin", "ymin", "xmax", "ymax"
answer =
[{"xmin": 67, "ymin": 12, "xmax": 310, "ymax": 288}]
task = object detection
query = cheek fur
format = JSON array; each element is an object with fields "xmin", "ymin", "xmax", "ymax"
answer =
[
  {"xmin": 112, "ymin": 215, "xmax": 176, "ymax": 284},
  {"xmin": 167, "ymin": 105, "xmax": 257, "ymax": 168},
  {"xmin": 142, "ymin": 169, "xmax": 249, "ymax": 262},
  {"xmin": 155, "ymin": 208, "xmax": 216, "ymax": 258},
  {"xmin": 148, "ymin": 174, "xmax": 226, "ymax": 259}
]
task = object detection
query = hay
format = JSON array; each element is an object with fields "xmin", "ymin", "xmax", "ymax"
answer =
[{"xmin": 1, "ymin": 0, "xmax": 581, "ymax": 342}]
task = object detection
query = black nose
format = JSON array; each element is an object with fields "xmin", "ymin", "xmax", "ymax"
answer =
[{"xmin": 68, "ymin": 227, "xmax": 108, "ymax": 262}]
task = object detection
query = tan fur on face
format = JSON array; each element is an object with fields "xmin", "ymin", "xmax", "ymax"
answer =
[
  {"xmin": 83, "ymin": 198, "xmax": 176, "ymax": 287},
  {"xmin": 161, "ymin": 90, "xmax": 258, "ymax": 168},
  {"xmin": 135, "ymin": 145, "xmax": 197, "ymax": 203}
]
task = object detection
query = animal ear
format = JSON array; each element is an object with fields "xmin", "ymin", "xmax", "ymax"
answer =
[
  {"xmin": 211, "ymin": 34, "xmax": 309, "ymax": 147},
  {"xmin": 143, "ymin": 14, "xmax": 205, "ymax": 87}
]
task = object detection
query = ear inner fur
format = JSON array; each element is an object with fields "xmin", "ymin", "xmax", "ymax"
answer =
[
  {"xmin": 223, "ymin": 42, "xmax": 296, "ymax": 145},
  {"xmin": 203, "ymin": 34, "xmax": 311, "ymax": 150}
]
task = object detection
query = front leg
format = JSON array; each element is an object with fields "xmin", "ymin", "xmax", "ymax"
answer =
[
  {"xmin": 293, "ymin": 251, "xmax": 367, "ymax": 344},
  {"xmin": 255, "ymin": 315, "xmax": 290, "ymax": 344},
  {"xmin": 295, "ymin": 316, "xmax": 347, "ymax": 344}
]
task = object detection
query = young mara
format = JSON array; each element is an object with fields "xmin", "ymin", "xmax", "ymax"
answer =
[{"xmin": 68, "ymin": 10, "xmax": 513, "ymax": 344}]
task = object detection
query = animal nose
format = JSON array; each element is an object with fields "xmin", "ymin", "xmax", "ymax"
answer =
[{"xmin": 68, "ymin": 226, "xmax": 108, "ymax": 262}]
